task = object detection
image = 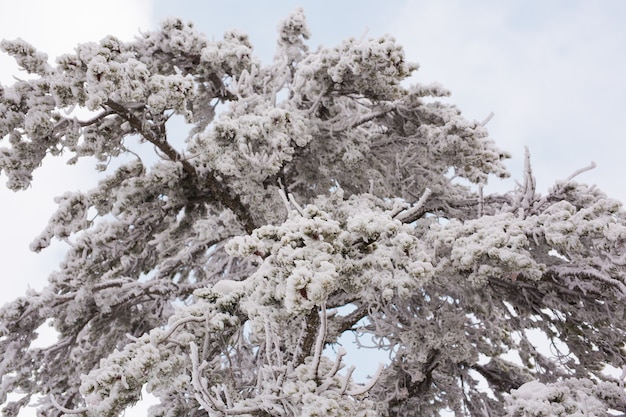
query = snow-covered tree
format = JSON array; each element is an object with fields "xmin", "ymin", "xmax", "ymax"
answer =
[{"xmin": 1, "ymin": 9, "xmax": 625, "ymax": 416}]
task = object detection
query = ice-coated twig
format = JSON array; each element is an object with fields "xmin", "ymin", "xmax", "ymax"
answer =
[
  {"xmin": 190, "ymin": 342, "xmax": 264, "ymax": 415},
  {"xmin": 288, "ymin": 193, "xmax": 305, "ymax": 216},
  {"xmin": 358, "ymin": 26, "xmax": 370, "ymax": 42},
  {"xmin": 263, "ymin": 317, "xmax": 275, "ymax": 370},
  {"xmin": 312, "ymin": 305, "xmax": 328, "ymax": 379},
  {"xmin": 565, "ymin": 160, "xmax": 597, "ymax": 182},
  {"xmin": 534, "ymin": 159, "xmax": 597, "ymax": 212},
  {"xmin": 340, "ymin": 365, "xmax": 356, "ymax": 395},
  {"xmin": 346, "ymin": 363, "xmax": 384, "ymax": 396},
  {"xmin": 327, "ymin": 347, "xmax": 347, "ymax": 379},
  {"xmin": 124, "ymin": 333, "xmax": 138, "ymax": 342},
  {"xmin": 480, "ymin": 111, "xmax": 494, "ymax": 127},
  {"xmin": 49, "ymin": 394, "xmax": 90, "ymax": 414},
  {"xmin": 221, "ymin": 383, "xmax": 234, "ymax": 408},
  {"xmin": 349, "ymin": 106, "xmax": 393, "ymax": 129},
  {"xmin": 210, "ymin": 385, "xmax": 227, "ymax": 408},
  {"xmin": 316, "ymin": 347, "xmax": 348, "ymax": 394},
  {"xmin": 554, "ymin": 264, "xmax": 626, "ymax": 300},
  {"xmin": 516, "ymin": 146, "xmax": 536, "ymax": 219},
  {"xmin": 277, "ymin": 179, "xmax": 305, "ymax": 216},
  {"xmin": 305, "ymin": 88, "xmax": 328, "ymax": 115},
  {"xmin": 477, "ymin": 185, "xmax": 484, "ymax": 217},
  {"xmin": 278, "ymin": 179, "xmax": 292, "ymax": 214},
  {"xmin": 156, "ymin": 316, "xmax": 205, "ymax": 345},
  {"xmin": 190, "ymin": 351, "xmax": 221, "ymax": 413}
]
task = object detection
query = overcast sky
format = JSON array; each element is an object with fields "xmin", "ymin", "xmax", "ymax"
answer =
[{"xmin": 1, "ymin": 1, "xmax": 625, "ymax": 415}]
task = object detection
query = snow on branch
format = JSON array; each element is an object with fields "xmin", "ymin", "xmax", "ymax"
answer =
[
  {"xmin": 394, "ymin": 187, "xmax": 432, "ymax": 223},
  {"xmin": 49, "ymin": 394, "xmax": 90, "ymax": 415},
  {"xmin": 2, "ymin": 8, "xmax": 626, "ymax": 417}
]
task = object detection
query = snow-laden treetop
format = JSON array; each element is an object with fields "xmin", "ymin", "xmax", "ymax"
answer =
[{"xmin": 1, "ymin": 9, "xmax": 625, "ymax": 417}]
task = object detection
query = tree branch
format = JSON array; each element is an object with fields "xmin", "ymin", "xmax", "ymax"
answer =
[
  {"xmin": 295, "ymin": 309, "xmax": 321, "ymax": 366},
  {"xmin": 104, "ymin": 99, "xmax": 256, "ymax": 233},
  {"xmin": 49, "ymin": 394, "xmax": 89, "ymax": 415},
  {"xmin": 104, "ymin": 100, "xmax": 196, "ymax": 178},
  {"xmin": 395, "ymin": 188, "xmax": 431, "ymax": 223}
]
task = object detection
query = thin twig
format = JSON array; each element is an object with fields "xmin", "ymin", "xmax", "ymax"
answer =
[
  {"xmin": 346, "ymin": 363, "xmax": 384, "ymax": 396},
  {"xmin": 480, "ymin": 112, "xmax": 494, "ymax": 127},
  {"xmin": 566, "ymin": 161, "xmax": 597, "ymax": 182}
]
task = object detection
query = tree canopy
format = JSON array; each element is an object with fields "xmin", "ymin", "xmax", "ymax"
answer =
[{"xmin": 1, "ymin": 9, "xmax": 625, "ymax": 417}]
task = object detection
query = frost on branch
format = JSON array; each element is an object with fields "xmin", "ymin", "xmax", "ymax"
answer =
[
  {"xmin": 1, "ymin": 9, "xmax": 626, "ymax": 417},
  {"xmin": 505, "ymin": 379, "xmax": 626, "ymax": 416},
  {"xmin": 0, "ymin": 38, "xmax": 50, "ymax": 76},
  {"xmin": 77, "ymin": 205, "xmax": 394, "ymax": 416}
]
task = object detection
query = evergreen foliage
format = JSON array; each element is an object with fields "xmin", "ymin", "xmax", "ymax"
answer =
[{"xmin": 1, "ymin": 9, "xmax": 625, "ymax": 416}]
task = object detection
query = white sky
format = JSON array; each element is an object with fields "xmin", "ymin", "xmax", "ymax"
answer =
[{"xmin": 1, "ymin": 1, "xmax": 625, "ymax": 415}]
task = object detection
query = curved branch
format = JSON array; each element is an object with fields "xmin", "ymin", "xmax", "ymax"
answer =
[
  {"xmin": 395, "ymin": 188, "xmax": 432, "ymax": 223},
  {"xmin": 156, "ymin": 316, "xmax": 205, "ymax": 345}
]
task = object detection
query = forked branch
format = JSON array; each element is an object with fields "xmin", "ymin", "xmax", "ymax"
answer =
[{"xmin": 104, "ymin": 99, "xmax": 256, "ymax": 233}]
